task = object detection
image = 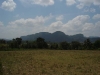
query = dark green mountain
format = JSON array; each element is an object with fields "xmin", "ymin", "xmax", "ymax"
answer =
[{"xmin": 21, "ymin": 31, "xmax": 88, "ymax": 42}]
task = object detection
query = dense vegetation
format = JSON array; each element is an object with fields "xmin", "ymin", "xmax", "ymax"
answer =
[{"xmin": 0, "ymin": 37, "xmax": 100, "ymax": 50}]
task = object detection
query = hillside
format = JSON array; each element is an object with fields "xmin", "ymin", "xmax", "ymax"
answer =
[
  {"xmin": 21, "ymin": 31, "xmax": 88, "ymax": 42},
  {"xmin": 21, "ymin": 31, "xmax": 100, "ymax": 42}
]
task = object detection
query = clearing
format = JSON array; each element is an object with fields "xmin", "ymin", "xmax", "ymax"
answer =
[{"xmin": 0, "ymin": 50, "xmax": 100, "ymax": 75}]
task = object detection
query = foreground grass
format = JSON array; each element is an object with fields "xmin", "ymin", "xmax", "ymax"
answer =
[{"xmin": 0, "ymin": 50, "xmax": 100, "ymax": 75}]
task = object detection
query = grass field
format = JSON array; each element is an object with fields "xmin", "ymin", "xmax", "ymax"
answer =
[{"xmin": 0, "ymin": 50, "xmax": 100, "ymax": 75}]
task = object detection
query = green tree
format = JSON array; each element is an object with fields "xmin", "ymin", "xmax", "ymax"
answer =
[
  {"xmin": 16, "ymin": 38, "xmax": 22, "ymax": 46},
  {"xmin": 71, "ymin": 41, "xmax": 81, "ymax": 50},
  {"xmin": 0, "ymin": 39, "xmax": 6, "ymax": 44},
  {"xmin": 84, "ymin": 39, "xmax": 92, "ymax": 50},
  {"xmin": 94, "ymin": 40, "xmax": 100, "ymax": 49},
  {"xmin": 60, "ymin": 41, "xmax": 69, "ymax": 50},
  {"xmin": 36, "ymin": 37, "xmax": 48, "ymax": 49},
  {"xmin": 9, "ymin": 38, "xmax": 22, "ymax": 48},
  {"xmin": 0, "ymin": 39, "xmax": 8, "ymax": 50},
  {"xmin": 9, "ymin": 39, "xmax": 17, "ymax": 48},
  {"xmin": 50, "ymin": 43, "xmax": 58, "ymax": 49}
]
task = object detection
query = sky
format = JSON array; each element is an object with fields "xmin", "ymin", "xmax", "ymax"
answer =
[{"xmin": 0, "ymin": 0, "xmax": 100, "ymax": 39}]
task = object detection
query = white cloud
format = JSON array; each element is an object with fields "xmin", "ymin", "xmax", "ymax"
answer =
[
  {"xmin": 66, "ymin": 0, "xmax": 76, "ymax": 6},
  {"xmin": 82, "ymin": 23, "xmax": 95, "ymax": 37},
  {"xmin": 1, "ymin": 0, "xmax": 16, "ymax": 11},
  {"xmin": 9, "ymin": 17, "xmax": 45, "ymax": 27},
  {"xmin": 77, "ymin": 0, "xmax": 92, "ymax": 6},
  {"xmin": 76, "ymin": 3, "xmax": 84, "ymax": 9},
  {"xmin": 1, "ymin": 15, "xmax": 100, "ymax": 39},
  {"xmin": 0, "ymin": 21, "xmax": 4, "ymax": 27},
  {"xmin": 44, "ymin": 21, "xmax": 63, "ymax": 33},
  {"xmin": 82, "ymin": 23, "xmax": 94, "ymax": 31},
  {"xmin": 62, "ymin": 15, "xmax": 100, "ymax": 37},
  {"xmin": 9, "ymin": 15, "xmax": 53, "ymax": 28},
  {"xmin": 93, "ymin": 0, "xmax": 100, "ymax": 5},
  {"xmin": 33, "ymin": 0, "xmax": 54, "ymax": 6},
  {"xmin": 66, "ymin": 15, "xmax": 90, "ymax": 26},
  {"xmin": 93, "ymin": 14, "xmax": 100, "ymax": 20},
  {"xmin": 76, "ymin": 0, "xmax": 93, "ymax": 9},
  {"xmin": 48, "ymin": 15, "xmax": 99, "ymax": 37},
  {"xmin": 77, "ymin": 0, "xmax": 100, "ymax": 9},
  {"xmin": 95, "ymin": 21, "xmax": 100, "ymax": 29},
  {"xmin": 45, "ymin": 15, "xmax": 91, "ymax": 35},
  {"xmin": 49, "ymin": 21, "xmax": 63, "ymax": 29},
  {"xmin": 93, "ymin": 21, "xmax": 100, "ymax": 36},
  {"xmin": 0, "ymin": 15, "xmax": 53, "ymax": 39},
  {"xmin": 59, "ymin": 0, "xmax": 63, "ymax": 2},
  {"xmin": 56, "ymin": 15, "xmax": 64, "ymax": 21},
  {"xmin": 46, "ymin": 14, "xmax": 99, "ymax": 37},
  {"xmin": 66, "ymin": 0, "xmax": 100, "ymax": 9},
  {"xmin": 84, "ymin": 8, "xmax": 96, "ymax": 13},
  {"xmin": 62, "ymin": 15, "xmax": 90, "ymax": 34},
  {"xmin": 20, "ymin": 0, "xmax": 54, "ymax": 6},
  {"xmin": 90, "ymin": 8, "xmax": 96, "ymax": 13}
]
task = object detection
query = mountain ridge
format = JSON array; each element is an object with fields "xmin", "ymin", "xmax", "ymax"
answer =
[{"xmin": 21, "ymin": 31, "xmax": 100, "ymax": 42}]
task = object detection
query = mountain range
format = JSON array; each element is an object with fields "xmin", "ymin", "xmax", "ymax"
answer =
[{"xmin": 21, "ymin": 31, "xmax": 100, "ymax": 42}]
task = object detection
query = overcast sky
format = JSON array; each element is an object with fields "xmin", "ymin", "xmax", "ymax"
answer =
[{"xmin": 0, "ymin": 0, "xmax": 100, "ymax": 39}]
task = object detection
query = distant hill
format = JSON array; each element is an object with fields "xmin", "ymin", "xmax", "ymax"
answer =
[
  {"xmin": 21, "ymin": 31, "xmax": 86, "ymax": 42},
  {"xmin": 21, "ymin": 31, "xmax": 100, "ymax": 42},
  {"xmin": 20, "ymin": 31, "xmax": 79, "ymax": 42}
]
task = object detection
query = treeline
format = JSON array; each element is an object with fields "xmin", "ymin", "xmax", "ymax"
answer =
[{"xmin": 0, "ymin": 37, "xmax": 100, "ymax": 50}]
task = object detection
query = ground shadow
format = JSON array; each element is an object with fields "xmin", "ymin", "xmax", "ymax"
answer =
[{"xmin": 0, "ymin": 61, "xmax": 3, "ymax": 75}]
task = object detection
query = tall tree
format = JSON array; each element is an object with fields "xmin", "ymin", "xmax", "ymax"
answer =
[
  {"xmin": 36, "ymin": 37, "xmax": 48, "ymax": 49},
  {"xmin": 50, "ymin": 43, "xmax": 58, "ymax": 49},
  {"xmin": 84, "ymin": 39, "xmax": 92, "ymax": 50},
  {"xmin": 94, "ymin": 40, "xmax": 100, "ymax": 49},
  {"xmin": 71, "ymin": 41, "xmax": 81, "ymax": 50},
  {"xmin": 16, "ymin": 38, "xmax": 22, "ymax": 45},
  {"xmin": 60, "ymin": 41, "xmax": 69, "ymax": 50},
  {"xmin": 0, "ymin": 39, "xmax": 6, "ymax": 44},
  {"xmin": 10, "ymin": 38, "xmax": 22, "ymax": 48},
  {"xmin": 0, "ymin": 39, "xmax": 7, "ymax": 50}
]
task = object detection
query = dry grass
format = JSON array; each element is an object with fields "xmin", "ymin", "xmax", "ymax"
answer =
[{"xmin": 0, "ymin": 50, "xmax": 100, "ymax": 75}]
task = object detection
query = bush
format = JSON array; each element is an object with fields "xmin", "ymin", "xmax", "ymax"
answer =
[{"xmin": 0, "ymin": 44, "xmax": 9, "ymax": 51}]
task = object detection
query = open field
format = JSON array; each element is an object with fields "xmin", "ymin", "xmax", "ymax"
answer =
[{"xmin": 0, "ymin": 50, "xmax": 100, "ymax": 75}]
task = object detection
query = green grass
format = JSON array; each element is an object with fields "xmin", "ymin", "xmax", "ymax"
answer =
[{"xmin": 0, "ymin": 50, "xmax": 100, "ymax": 75}]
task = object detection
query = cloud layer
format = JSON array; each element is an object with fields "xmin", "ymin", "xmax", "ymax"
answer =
[
  {"xmin": 1, "ymin": 0, "xmax": 100, "ymax": 11},
  {"xmin": 56, "ymin": 15, "xmax": 64, "ymax": 21},
  {"xmin": 93, "ymin": 14, "xmax": 100, "ymax": 20},
  {"xmin": 19, "ymin": 0, "xmax": 54, "ymax": 6},
  {"xmin": 1, "ymin": 0, "xmax": 16, "ymax": 11},
  {"xmin": 0, "ymin": 14, "xmax": 100, "ymax": 39},
  {"xmin": 66, "ymin": 0, "xmax": 100, "ymax": 9},
  {"xmin": 66, "ymin": 0, "xmax": 76, "ymax": 6},
  {"xmin": 0, "ymin": 21, "xmax": 4, "ymax": 27}
]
